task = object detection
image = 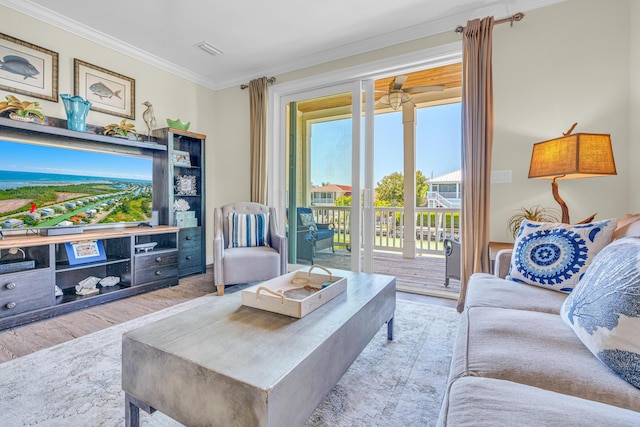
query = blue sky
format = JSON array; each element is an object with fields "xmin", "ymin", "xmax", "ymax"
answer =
[
  {"xmin": 310, "ymin": 102, "xmax": 461, "ymax": 186},
  {"xmin": 0, "ymin": 140, "xmax": 152, "ymax": 181}
]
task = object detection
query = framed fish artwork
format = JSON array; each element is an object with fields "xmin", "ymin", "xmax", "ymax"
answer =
[
  {"xmin": 0, "ymin": 32, "xmax": 59, "ymax": 102},
  {"xmin": 74, "ymin": 59, "xmax": 135, "ymax": 119}
]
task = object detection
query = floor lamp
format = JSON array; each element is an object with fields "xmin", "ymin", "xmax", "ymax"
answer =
[{"xmin": 528, "ymin": 124, "xmax": 617, "ymax": 224}]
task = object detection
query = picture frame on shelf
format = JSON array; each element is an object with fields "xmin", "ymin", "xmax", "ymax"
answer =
[
  {"xmin": 74, "ymin": 59, "xmax": 135, "ymax": 119},
  {"xmin": 175, "ymin": 175, "xmax": 197, "ymax": 196},
  {"xmin": 0, "ymin": 32, "xmax": 59, "ymax": 102},
  {"xmin": 65, "ymin": 240, "xmax": 106, "ymax": 265},
  {"xmin": 172, "ymin": 150, "xmax": 191, "ymax": 167}
]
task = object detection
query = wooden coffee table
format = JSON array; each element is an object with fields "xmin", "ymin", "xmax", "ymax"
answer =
[{"xmin": 122, "ymin": 269, "xmax": 396, "ymax": 427}]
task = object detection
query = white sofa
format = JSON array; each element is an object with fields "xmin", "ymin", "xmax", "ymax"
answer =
[{"xmin": 437, "ymin": 217, "xmax": 640, "ymax": 426}]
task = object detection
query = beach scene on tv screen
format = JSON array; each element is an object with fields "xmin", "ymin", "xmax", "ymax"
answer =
[{"xmin": 0, "ymin": 140, "xmax": 152, "ymax": 230}]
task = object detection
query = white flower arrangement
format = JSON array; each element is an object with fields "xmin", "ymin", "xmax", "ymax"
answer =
[{"xmin": 173, "ymin": 198, "xmax": 190, "ymax": 212}]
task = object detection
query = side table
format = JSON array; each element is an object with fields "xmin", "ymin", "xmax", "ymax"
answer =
[{"xmin": 488, "ymin": 241, "xmax": 514, "ymax": 274}]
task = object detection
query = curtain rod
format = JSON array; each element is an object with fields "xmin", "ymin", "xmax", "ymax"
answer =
[
  {"xmin": 454, "ymin": 12, "xmax": 524, "ymax": 34},
  {"xmin": 240, "ymin": 76, "xmax": 276, "ymax": 89}
]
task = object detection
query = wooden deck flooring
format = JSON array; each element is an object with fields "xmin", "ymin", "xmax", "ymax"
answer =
[{"xmin": 313, "ymin": 249, "xmax": 461, "ymax": 299}]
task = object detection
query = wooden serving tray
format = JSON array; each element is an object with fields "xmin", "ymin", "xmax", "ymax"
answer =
[{"xmin": 241, "ymin": 265, "xmax": 347, "ymax": 318}]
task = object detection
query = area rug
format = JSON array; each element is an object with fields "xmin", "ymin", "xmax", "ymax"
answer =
[{"xmin": 0, "ymin": 296, "xmax": 459, "ymax": 426}]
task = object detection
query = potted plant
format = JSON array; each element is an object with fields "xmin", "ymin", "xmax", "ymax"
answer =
[
  {"xmin": 103, "ymin": 119, "xmax": 138, "ymax": 139},
  {"xmin": 0, "ymin": 94, "xmax": 45, "ymax": 124},
  {"xmin": 507, "ymin": 205, "xmax": 559, "ymax": 239}
]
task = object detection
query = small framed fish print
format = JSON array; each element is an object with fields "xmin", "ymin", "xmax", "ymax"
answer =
[
  {"xmin": 74, "ymin": 59, "xmax": 135, "ymax": 119},
  {"xmin": 0, "ymin": 32, "xmax": 59, "ymax": 102}
]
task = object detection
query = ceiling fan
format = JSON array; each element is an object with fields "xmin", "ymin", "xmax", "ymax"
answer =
[{"xmin": 376, "ymin": 75, "xmax": 445, "ymax": 110}]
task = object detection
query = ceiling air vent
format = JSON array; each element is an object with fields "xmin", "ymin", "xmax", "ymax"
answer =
[{"xmin": 196, "ymin": 41, "xmax": 223, "ymax": 56}]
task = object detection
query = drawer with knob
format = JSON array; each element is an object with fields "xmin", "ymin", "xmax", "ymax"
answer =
[
  {"xmin": 178, "ymin": 248, "xmax": 202, "ymax": 270},
  {"xmin": 135, "ymin": 252, "xmax": 178, "ymax": 271},
  {"xmin": 179, "ymin": 228, "xmax": 202, "ymax": 249},
  {"xmin": 134, "ymin": 251, "xmax": 178, "ymax": 285},
  {"xmin": 0, "ymin": 269, "xmax": 53, "ymax": 318}
]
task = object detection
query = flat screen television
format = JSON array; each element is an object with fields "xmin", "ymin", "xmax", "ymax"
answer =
[{"xmin": 0, "ymin": 139, "xmax": 153, "ymax": 231}]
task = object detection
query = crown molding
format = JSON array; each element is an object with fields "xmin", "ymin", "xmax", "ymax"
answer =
[
  {"xmin": 1, "ymin": 0, "xmax": 566, "ymax": 91},
  {"xmin": 212, "ymin": 0, "xmax": 566, "ymax": 90},
  {"xmin": 0, "ymin": 0, "xmax": 219, "ymax": 90}
]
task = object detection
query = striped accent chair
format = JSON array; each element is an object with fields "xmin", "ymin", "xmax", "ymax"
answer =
[{"xmin": 213, "ymin": 202, "xmax": 287, "ymax": 296}]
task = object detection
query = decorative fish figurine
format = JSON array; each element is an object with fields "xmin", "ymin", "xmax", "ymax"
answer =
[
  {"xmin": 89, "ymin": 81, "xmax": 122, "ymax": 100},
  {"xmin": 0, "ymin": 55, "xmax": 39, "ymax": 79}
]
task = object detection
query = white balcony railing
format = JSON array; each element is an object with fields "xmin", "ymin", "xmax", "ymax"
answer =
[
  {"xmin": 311, "ymin": 197, "xmax": 335, "ymax": 205},
  {"xmin": 310, "ymin": 206, "xmax": 460, "ymax": 256}
]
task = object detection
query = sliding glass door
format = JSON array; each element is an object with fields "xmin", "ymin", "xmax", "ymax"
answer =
[{"xmin": 277, "ymin": 81, "xmax": 374, "ymax": 272}]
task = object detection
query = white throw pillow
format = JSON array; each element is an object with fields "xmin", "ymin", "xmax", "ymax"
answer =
[
  {"xmin": 299, "ymin": 212, "xmax": 317, "ymax": 230},
  {"xmin": 560, "ymin": 237, "xmax": 640, "ymax": 388},
  {"xmin": 506, "ymin": 219, "xmax": 616, "ymax": 293}
]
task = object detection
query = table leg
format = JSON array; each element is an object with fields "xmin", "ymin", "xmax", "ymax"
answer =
[
  {"xmin": 125, "ymin": 393, "xmax": 156, "ymax": 427},
  {"xmin": 387, "ymin": 317, "xmax": 394, "ymax": 340},
  {"xmin": 125, "ymin": 393, "xmax": 140, "ymax": 427}
]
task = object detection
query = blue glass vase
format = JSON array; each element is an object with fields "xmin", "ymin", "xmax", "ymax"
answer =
[{"xmin": 60, "ymin": 94, "xmax": 91, "ymax": 132}]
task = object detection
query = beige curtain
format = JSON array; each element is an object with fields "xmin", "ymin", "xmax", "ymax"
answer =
[
  {"xmin": 249, "ymin": 77, "xmax": 268, "ymax": 204},
  {"xmin": 458, "ymin": 16, "xmax": 494, "ymax": 312}
]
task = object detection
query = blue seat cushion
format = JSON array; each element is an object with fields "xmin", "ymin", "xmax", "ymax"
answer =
[{"xmin": 316, "ymin": 228, "xmax": 333, "ymax": 240}]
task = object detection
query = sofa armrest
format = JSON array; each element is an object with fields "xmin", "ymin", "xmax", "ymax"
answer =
[
  {"xmin": 271, "ymin": 231, "xmax": 288, "ymax": 275},
  {"xmin": 494, "ymin": 249, "xmax": 513, "ymax": 279}
]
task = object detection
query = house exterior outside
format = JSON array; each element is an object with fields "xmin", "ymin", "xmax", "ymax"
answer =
[
  {"xmin": 311, "ymin": 184, "xmax": 352, "ymax": 206},
  {"xmin": 426, "ymin": 169, "xmax": 461, "ymax": 208}
]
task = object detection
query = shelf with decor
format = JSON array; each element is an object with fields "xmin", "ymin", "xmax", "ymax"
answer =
[
  {"xmin": 0, "ymin": 116, "xmax": 166, "ymax": 153},
  {"xmin": 152, "ymin": 127, "xmax": 206, "ymax": 278},
  {"xmin": 55, "ymin": 283, "xmax": 131, "ymax": 305},
  {"xmin": 53, "ymin": 236, "xmax": 133, "ymax": 302},
  {"xmin": 0, "ymin": 223, "xmax": 180, "ymax": 329}
]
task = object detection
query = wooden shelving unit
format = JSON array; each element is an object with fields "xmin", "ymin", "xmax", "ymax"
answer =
[
  {"xmin": 0, "ymin": 118, "xmax": 189, "ymax": 329},
  {"xmin": 152, "ymin": 127, "xmax": 207, "ymax": 278}
]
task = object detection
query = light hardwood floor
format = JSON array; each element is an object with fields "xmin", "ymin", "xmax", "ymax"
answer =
[{"xmin": 0, "ymin": 267, "xmax": 456, "ymax": 364}]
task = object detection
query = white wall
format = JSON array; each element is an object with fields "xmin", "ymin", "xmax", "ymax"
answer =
[
  {"xmin": 491, "ymin": 0, "xmax": 631, "ymax": 241},
  {"xmin": 209, "ymin": 86, "xmax": 251, "ymax": 205},
  {"xmin": 630, "ymin": 0, "xmax": 640, "ymax": 212}
]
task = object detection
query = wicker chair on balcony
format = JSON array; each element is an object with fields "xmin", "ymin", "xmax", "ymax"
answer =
[
  {"xmin": 443, "ymin": 237, "xmax": 461, "ymax": 287},
  {"xmin": 296, "ymin": 207, "xmax": 334, "ymax": 264}
]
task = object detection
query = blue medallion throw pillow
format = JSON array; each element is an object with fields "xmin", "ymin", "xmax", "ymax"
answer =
[
  {"xmin": 560, "ymin": 237, "xmax": 640, "ymax": 388},
  {"xmin": 506, "ymin": 219, "xmax": 616, "ymax": 293},
  {"xmin": 228, "ymin": 212, "xmax": 269, "ymax": 248}
]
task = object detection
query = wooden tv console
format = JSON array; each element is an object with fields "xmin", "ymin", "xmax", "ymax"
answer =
[
  {"xmin": 0, "ymin": 226, "xmax": 180, "ymax": 330},
  {"xmin": 0, "ymin": 117, "xmax": 209, "ymax": 330}
]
